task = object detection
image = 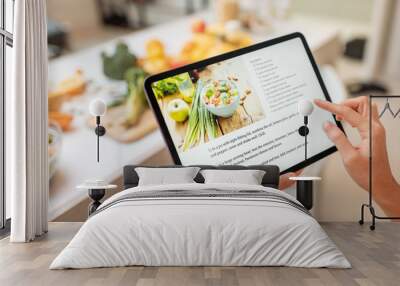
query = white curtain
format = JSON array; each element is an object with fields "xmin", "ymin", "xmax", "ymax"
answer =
[{"xmin": 8, "ymin": 0, "xmax": 49, "ymax": 242}]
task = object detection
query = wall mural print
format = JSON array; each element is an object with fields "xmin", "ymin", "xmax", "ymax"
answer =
[{"xmin": 47, "ymin": 14, "xmax": 253, "ymax": 220}]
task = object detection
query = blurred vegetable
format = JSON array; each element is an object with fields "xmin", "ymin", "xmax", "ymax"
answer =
[
  {"xmin": 140, "ymin": 57, "xmax": 171, "ymax": 75},
  {"xmin": 146, "ymin": 39, "xmax": 165, "ymax": 58},
  {"xmin": 48, "ymin": 121, "xmax": 63, "ymax": 179},
  {"xmin": 169, "ymin": 59, "xmax": 188, "ymax": 69},
  {"xmin": 124, "ymin": 67, "xmax": 149, "ymax": 126},
  {"xmin": 51, "ymin": 69, "xmax": 86, "ymax": 99},
  {"xmin": 49, "ymin": 112, "xmax": 73, "ymax": 132},
  {"xmin": 180, "ymin": 23, "xmax": 252, "ymax": 63},
  {"xmin": 183, "ymin": 80, "xmax": 218, "ymax": 150},
  {"xmin": 139, "ymin": 39, "xmax": 171, "ymax": 74},
  {"xmin": 48, "ymin": 90, "xmax": 66, "ymax": 112},
  {"xmin": 101, "ymin": 42, "xmax": 137, "ymax": 80},
  {"xmin": 107, "ymin": 97, "xmax": 126, "ymax": 108},
  {"xmin": 48, "ymin": 132, "xmax": 55, "ymax": 146},
  {"xmin": 192, "ymin": 19, "xmax": 206, "ymax": 33}
]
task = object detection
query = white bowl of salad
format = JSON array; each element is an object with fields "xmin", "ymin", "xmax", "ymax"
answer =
[{"xmin": 201, "ymin": 79, "xmax": 240, "ymax": 117}]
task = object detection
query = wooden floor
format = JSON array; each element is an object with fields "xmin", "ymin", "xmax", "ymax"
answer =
[{"xmin": 0, "ymin": 222, "xmax": 399, "ymax": 286}]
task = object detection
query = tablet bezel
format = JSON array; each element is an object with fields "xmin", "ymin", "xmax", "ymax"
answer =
[{"xmin": 144, "ymin": 32, "xmax": 344, "ymax": 174}]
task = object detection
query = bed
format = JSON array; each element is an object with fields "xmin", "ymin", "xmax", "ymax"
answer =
[{"xmin": 50, "ymin": 165, "xmax": 350, "ymax": 269}]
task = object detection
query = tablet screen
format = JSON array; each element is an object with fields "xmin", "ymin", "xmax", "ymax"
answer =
[{"xmin": 145, "ymin": 33, "xmax": 341, "ymax": 173}]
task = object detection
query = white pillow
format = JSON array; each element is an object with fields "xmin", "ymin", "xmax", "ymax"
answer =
[
  {"xmin": 135, "ymin": 167, "xmax": 200, "ymax": 186},
  {"xmin": 200, "ymin": 169, "xmax": 266, "ymax": 185}
]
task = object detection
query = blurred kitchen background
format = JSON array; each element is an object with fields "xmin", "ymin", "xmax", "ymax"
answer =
[{"xmin": 47, "ymin": 0, "xmax": 400, "ymax": 222}]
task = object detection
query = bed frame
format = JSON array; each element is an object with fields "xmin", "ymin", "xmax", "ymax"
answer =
[
  {"xmin": 123, "ymin": 165, "xmax": 315, "ymax": 210},
  {"xmin": 123, "ymin": 165, "xmax": 280, "ymax": 190}
]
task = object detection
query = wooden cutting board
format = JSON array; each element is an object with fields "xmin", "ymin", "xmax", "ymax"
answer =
[
  {"xmin": 160, "ymin": 91, "xmax": 264, "ymax": 151},
  {"xmin": 88, "ymin": 105, "xmax": 158, "ymax": 143}
]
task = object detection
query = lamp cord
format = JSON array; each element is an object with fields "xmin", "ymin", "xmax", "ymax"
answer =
[
  {"xmin": 96, "ymin": 116, "xmax": 100, "ymax": 162},
  {"xmin": 97, "ymin": 131, "xmax": 99, "ymax": 162},
  {"xmin": 305, "ymin": 133, "xmax": 307, "ymax": 160},
  {"xmin": 304, "ymin": 116, "xmax": 308, "ymax": 160}
]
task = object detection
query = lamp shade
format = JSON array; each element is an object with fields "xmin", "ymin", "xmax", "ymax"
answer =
[
  {"xmin": 89, "ymin": 99, "xmax": 107, "ymax": 116},
  {"xmin": 298, "ymin": 99, "xmax": 314, "ymax": 116}
]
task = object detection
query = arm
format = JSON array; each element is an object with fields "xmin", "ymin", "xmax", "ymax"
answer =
[
  {"xmin": 315, "ymin": 96, "xmax": 400, "ymax": 217},
  {"xmin": 373, "ymin": 179, "xmax": 400, "ymax": 218}
]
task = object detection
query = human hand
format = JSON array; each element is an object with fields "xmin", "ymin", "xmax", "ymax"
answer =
[
  {"xmin": 315, "ymin": 96, "xmax": 400, "ymax": 216},
  {"xmin": 279, "ymin": 170, "xmax": 302, "ymax": 190},
  {"xmin": 314, "ymin": 97, "xmax": 372, "ymax": 190}
]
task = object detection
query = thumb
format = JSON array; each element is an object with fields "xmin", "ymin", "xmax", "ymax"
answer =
[
  {"xmin": 279, "ymin": 171, "xmax": 300, "ymax": 190},
  {"xmin": 371, "ymin": 103, "xmax": 381, "ymax": 123},
  {"xmin": 323, "ymin": 121, "xmax": 357, "ymax": 162}
]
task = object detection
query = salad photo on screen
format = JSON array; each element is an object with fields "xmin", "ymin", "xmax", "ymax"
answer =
[{"xmin": 151, "ymin": 59, "xmax": 265, "ymax": 152}]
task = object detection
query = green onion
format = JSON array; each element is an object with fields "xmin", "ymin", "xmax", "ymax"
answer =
[{"xmin": 183, "ymin": 79, "xmax": 219, "ymax": 151}]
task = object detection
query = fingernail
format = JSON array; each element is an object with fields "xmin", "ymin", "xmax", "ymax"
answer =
[{"xmin": 314, "ymin": 99, "xmax": 322, "ymax": 103}]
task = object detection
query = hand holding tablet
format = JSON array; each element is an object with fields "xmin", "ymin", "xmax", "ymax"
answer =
[{"xmin": 145, "ymin": 32, "xmax": 344, "ymax": 173}]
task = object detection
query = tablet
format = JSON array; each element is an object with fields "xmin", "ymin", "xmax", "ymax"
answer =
[{"xmin": 144, "ymin": 32, "xmax": 343, "ymax": 173}]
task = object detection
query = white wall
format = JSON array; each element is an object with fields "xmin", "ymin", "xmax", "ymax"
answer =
[{"xmin": 291, "ymin": 0, "xmax": 374, "ymax": 23}]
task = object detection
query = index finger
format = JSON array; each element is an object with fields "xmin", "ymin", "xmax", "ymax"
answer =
[
  {"xmin": 314, "ymin": 99, "xmax": 364, "ymax": 128},
  {"xmin": 339, "ymin": 96, "xmax": 369, "ymax": 116},
  {"xmin": 341, "ymin": 97, "xmax": 383, "ymax": 124}
]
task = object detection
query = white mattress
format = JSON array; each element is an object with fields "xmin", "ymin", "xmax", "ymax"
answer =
[{"xmin": 50, "ymin": 183, "xmax": 350, "ymax": 269}]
